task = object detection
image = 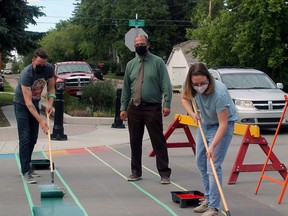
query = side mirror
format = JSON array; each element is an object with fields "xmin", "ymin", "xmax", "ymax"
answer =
[{"xmin": 276, "ymin": 83, "xmax": 283, "ymax": 89}]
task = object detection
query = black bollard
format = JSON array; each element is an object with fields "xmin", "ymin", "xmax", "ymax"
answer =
[
  {"xmin": 51, "ymin": 86, "xmax": 68, "ymax": 140},
  {"xmin": 112, "ymin": 88, "xmax": 125, "ymax": 128}
]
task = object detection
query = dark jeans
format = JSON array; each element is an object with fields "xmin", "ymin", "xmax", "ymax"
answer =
[
  {"xmin": 14, "ymin": 102, "xmax": 39, "ymax": 174},
  {"xmin": 127, "ymin": 103, "xmax": 171, "ymax": 178}
]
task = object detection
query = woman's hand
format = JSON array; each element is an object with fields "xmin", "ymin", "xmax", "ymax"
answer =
[
  {"xmin": 206, "ymin": 145, "xmax": 215, "ymax": 160},
  {"xmin": 190, "ymin": 112, "xmax": 200, "ymax": 125}
]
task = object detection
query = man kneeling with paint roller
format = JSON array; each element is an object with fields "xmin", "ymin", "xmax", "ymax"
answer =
[
  {"xmin": 181, "ymin": 63, "xmax": 237, "ymax": 216},
  {"xmin": 14, "ymin": 48, "xmax": 55, "ymax": 184}
]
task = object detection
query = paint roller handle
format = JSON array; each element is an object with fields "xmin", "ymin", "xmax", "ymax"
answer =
[
  {"xmin": 191, "ymin": 98, "xmax": 231, "ymax": 214},
  {"xmin": 46, "ymin": 95, "xmax": 54, "ymax": 178},
  {"xmin": 51, "ymin": 171, "xmax": 54, "ymax": 184},
  {"xmin": 47, "ymin": 111, "xmax": 54, "ymax": 172}
]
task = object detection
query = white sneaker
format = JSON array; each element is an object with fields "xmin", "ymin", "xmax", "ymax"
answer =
[
  {"xmin": 194, "ymin": 198, "xmax": 209, "ymax": 213},
  {"xmin": 201, "ymin": 208, "xmax": 219, "ymax": 216},
  {"xmin": 160, "ymin": 177, "xmax": 170, "ymax": 184}
]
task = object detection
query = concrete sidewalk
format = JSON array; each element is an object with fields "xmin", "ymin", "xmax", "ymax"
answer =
[
  {"xmin": 0, "ymin": 104, "xmax": 143, "ymax": 154},
  {"xmin": 0, "ymin": 73, "xmax": 158, "ymax": 154}
]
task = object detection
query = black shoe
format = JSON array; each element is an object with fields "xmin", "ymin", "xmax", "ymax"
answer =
[
  {"xmin": 127, "ymin": 175, "xmax": 142, "ymax": 181},
  {"xmin": 30, "ymin": 170, "xmax": 40, "ymax": 177},
  {"xmin": 23, "ymin": 172, "xmax": 37, "ymax": 184}
]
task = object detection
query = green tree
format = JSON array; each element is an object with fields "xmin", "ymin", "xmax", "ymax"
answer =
[
  {"xmin": 0, "ymin": 0, "xmax": 45, "ymax": 54},
  {"xmin": 72, "ymin": 0, "xmax": 196, "ymax": 67},
  {"xmin": 0, "ymin": 0, "xmax": 45, "ymax": 70},
  {"xmin": 230, "ymin": 0, "xmax": 288, "ymax": 80},
  {"xmin": 187, "ymin": 0, "xmax": 288, "ymax": 86},
  {"xmin": 37, "ymin": 0, "xmax": 198, "ymax": 71},
  {"xmin": 40, "ymin": 21, "xmax": 88, "ymax": 63},
  {"xmin": 11, "ymin": 61, "xmax": 20, "ymax": 74},
  {"xmin": 165, "ymin": 0, "xmax": 196, "ymax": 57}
]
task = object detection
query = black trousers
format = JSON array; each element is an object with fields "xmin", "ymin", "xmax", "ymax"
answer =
[
  {"xmin": 14, "ymin": 102, "xmax": 39, "ymax": 174},
  {"xmin": 127, "ymin": 103, "xmax": 171, "ymax": 178}
]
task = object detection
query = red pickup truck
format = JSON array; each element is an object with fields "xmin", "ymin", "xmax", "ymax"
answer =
[{"xmin": 54, "ymin": 61, "xmax": 98, "ymax": 96}]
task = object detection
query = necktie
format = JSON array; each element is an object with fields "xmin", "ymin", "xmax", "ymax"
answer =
[{"xmin": 133, "ymin": 58, "xmax": 144, "ymax": 106}]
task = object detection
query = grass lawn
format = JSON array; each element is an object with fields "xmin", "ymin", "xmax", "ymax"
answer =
[{"xmin": 0, "ymin": 80, "xmax": 14, "ymax": 127}]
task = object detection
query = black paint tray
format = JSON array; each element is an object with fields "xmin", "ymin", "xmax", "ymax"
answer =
[
  {"xmin": 31, "ymin": 159, "xmax": 54, "ymax": 170},
  {"xmin": 171, "ymin": 190, "xmax": 205, "ymax": 208}
]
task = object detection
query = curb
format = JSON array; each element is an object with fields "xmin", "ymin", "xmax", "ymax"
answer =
[
  {"xmin": 40, "ymin": 104, "xmax": 116, "ymax": 126},
  {"xmin": 63, "ymin": 112, "xmax": 115, "ymax": 125}
]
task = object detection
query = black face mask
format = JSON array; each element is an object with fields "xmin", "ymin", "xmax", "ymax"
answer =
[
  {"xmin": 135, "ymin": 45, "xmax": 147, "ymax": 56},
  {"xmin": 35, "ymin": 64, "xmax": 46, "ymax": 73}
]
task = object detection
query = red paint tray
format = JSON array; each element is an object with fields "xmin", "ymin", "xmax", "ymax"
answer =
[{"xmin": 171, "ymin": 190, "xmax": 204, "ymax": 208}]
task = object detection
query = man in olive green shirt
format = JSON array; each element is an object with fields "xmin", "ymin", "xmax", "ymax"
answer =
[{"xmin": 120, "ymin": 34, "xmax": 172, "ymax": 184}]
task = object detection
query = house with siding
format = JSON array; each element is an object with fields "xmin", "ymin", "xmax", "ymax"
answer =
[{"xmin": 166, "ymin": 40, "xmax": 199, "ymax": 88}]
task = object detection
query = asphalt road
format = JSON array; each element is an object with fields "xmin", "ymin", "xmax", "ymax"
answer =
[{"xmin": 1, "ymin": 73, "xmax": 287, "ymax": 216}]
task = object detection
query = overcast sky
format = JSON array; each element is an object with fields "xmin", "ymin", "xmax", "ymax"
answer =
[{"xmin": 26, "ymin": 0, "xmax": 75, "ymax": 32}]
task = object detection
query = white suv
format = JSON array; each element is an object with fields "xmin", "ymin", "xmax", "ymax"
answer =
[{"xmin": 208, "ymin": 68, "xmax": 288, "ymax": 127}]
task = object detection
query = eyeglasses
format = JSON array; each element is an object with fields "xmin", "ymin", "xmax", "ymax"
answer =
[
  {"xmin": 191, "ymin": 81, "xmax": 209, "ymax": 87},
  {"xmin": 134, "ymin": 43, "xmax": 147, "ymax": 47}
]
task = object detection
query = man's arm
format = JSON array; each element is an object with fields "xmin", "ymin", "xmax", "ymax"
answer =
[
  {"xmin": 159, "ymin": 60, "xmax": 172, "ymax": 109},
  {"xmin": 120, "ymin": 64, "xmax": 132, "ymax": 112},
  {"xmin": 158, "ymin": 59, "xmax": 172, "ymax": 116},
  {"xmin": 46, "ymin": 77, "xmax": 55, "ymax": 115},
  {"xmin": 22, "ymin": 86, "xmax": 48, "ymax": 134}
]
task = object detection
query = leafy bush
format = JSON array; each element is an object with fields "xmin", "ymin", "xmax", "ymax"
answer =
[
  {"xmin": 104, "ymin": 72, "xmax": 124, "ymax": 80},
  {"xmin": 81, "ymin": 79, "xmax": 117, "ymax": 114},
  {"xmin": 115, "ymin": 71, "xmax": 125, "ymax": 76},
  {"xmin": 63, "ymin": 92, "xmax": 87, "ymax": 115}
]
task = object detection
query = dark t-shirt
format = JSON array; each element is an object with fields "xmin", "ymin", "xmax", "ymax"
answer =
[{"xmin": 14, "ymin": 63, "xmax": 54, "ymax": 106}]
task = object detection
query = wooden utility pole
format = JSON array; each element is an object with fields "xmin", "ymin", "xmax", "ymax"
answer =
[
  {"xmin": 209, "ymin": 0, "xmax": 212, "ymax": 17},
  {"xmin": 0, "ymin": 52, "xmax": 2, "ymax": 72}
]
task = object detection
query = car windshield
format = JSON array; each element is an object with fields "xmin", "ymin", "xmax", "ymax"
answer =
[
  {"xmin": 57, "ymin": 64, "xmax": 92, "ymax": 74},
  {"xmin": 221, "ymin": 73, "xmax": 277, "ymax": 89}
]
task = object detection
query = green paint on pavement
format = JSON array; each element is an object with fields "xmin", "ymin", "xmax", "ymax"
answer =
[{"xmin": 15, "ymin": 153, "xmax": 35, "ymax": 216}]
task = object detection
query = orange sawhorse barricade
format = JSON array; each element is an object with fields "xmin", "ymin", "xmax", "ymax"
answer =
[
  {"xmin": 149, "ymin": 114, "xmax": 196, "ymax": 157},
  {"xmin": 228, "ymin": 125, "xmax": 287, "ymax": 185},
  {"xmin": 255, "ymin": 95, "xmax": 288, "ymax": 204}
]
